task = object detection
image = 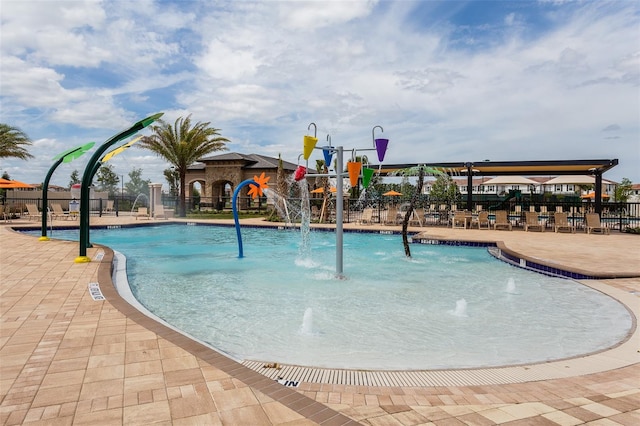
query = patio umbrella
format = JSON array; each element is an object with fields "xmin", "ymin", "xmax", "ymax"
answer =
[
  {"xmin": 0, "ymin": 178, "xmax": 34, "ymax": 189},
  {"xmin": 383, "ymin": 190, "xmax": 402, "ymax": 196},
  {"xmin": 581, "ymin": 192, "xmax": 609, "ymax": 199},
  {"xmin": 310, "ymin": 187, "xmax": 337, "ymax": 194}
]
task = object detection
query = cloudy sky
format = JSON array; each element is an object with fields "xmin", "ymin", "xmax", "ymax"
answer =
[{"xmin": 1, "ymin": 0, "xmax": 638, "ymax": 188}]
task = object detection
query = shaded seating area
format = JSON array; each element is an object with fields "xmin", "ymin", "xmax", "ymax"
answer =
[
  {"xmin": 554, "ymin": 212, "xmax": 575, "ymax": 233},
  {"xmin": 585, "ymin": 213, "xmax": 610, "ymax": 234}
]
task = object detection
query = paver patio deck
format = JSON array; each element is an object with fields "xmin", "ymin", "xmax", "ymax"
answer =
[{"xmin": 1, "ymin": 215, "xmax": 638, "ymax": 425}]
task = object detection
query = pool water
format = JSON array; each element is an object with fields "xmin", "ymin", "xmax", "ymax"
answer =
[{"xmin": 41, "ymin": 225, "xmax": 632, "ymax": 370}]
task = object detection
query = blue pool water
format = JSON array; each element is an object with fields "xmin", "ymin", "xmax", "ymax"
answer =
[{"xmin": 38, "ymin": 225, "xmax": 632, "ymax": 370}]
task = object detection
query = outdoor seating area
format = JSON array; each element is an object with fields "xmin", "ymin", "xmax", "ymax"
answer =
[{"xmin": 314, "ymin": 200, "xmax": 638, "ymax": 235}]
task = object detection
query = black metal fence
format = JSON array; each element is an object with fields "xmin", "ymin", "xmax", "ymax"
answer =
[{"xmin": 3, "ymin": 194, "xmax": 639, "ymax": 232}]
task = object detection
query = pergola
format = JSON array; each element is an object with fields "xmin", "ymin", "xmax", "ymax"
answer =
[{"xmin": 372, "ymin": 159, "xmax": 619, "ymax": 214}]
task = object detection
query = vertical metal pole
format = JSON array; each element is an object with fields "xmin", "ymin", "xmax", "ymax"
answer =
[{"xmin": 335, "ymin": 146, "xmax": 344, "ymax": 276}]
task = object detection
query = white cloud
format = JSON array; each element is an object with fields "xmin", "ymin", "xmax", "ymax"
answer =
[{"xmin": 0, "ymin": 0, "xmax": 638, "ymax": 186}]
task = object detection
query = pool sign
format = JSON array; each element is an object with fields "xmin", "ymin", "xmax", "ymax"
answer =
[{"xmin": 88, "ymin": 282, "xmax": 105, "ymax": 301}]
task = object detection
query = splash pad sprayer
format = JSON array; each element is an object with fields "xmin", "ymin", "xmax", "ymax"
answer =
[
  {"xmin": 232, "ymin": 172, "xmax": 270, "ymax": 258},
  {"xmin": 40, "ymin": 142, "xmax": 96, "ymax": 241},
  {"xmin": 302, "ymin": 123, "xmax": 389, "ymax": 277},
  {"xmin": 75, "ymin": 113, "xmax": 164, "ymax": 263}
]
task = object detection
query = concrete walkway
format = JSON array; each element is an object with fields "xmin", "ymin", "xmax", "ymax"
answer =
[{"xmin": 1, "ymin": 215, "xmax": 638, "ymax": 425}]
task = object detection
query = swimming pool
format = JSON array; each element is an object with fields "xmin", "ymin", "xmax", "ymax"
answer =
[{"xmin": 38, "ymin": 224, "xmax": 633, "ymax": 370}]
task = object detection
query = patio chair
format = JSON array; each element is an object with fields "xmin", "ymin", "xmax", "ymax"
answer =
[
  {"xmin": 51, "ymin": 203, "xmax": 69, "ymax": 220},
  {"xmin": 154, "ymin": 205, "xmax": 168, "ymax": 219},
  {"xmin": 452, "ymin": 210, "xmax": 469, "ymax": 229},
  {"xmin": 383, "ymin": 206, "xmax": 400, "ymax": 225},
  {"xmin": 103, "ymin": 200, "xmax": 114, "ymax": 214},
  {"xmin": 409, "ymin": 208, "xmax": 424, "ymax": 227},
  {"xmin": 524, "ymin": 211, "xmax": 544, "ymax": 232},
  {"xmin": 472, "ymin": 211, "xmax": 490, "ymax": 230},
  {"xmin": 358, "ymin": 208, "xmax": 374, "ymax": 225},
  {"xmin": 554, "ymin": 212, "xmax": 575, "ymax": 233},
  {"xmin": 585, "ymin": 213, "xmax": 610, "ymax": 234},
  {"xmin": 135, "ymin": 207, "xmax": 150, "ymax": 220},
  {"xmin": 26, "ymin": 204, "xmax": 42, "ymax": 221},
  {"xmin": 0, "ymin": 205, "xmax": 11, "ymax": 223},
  {"xmin": 493, "ymin": 210, "xmax": 512, "ymax": 231}
]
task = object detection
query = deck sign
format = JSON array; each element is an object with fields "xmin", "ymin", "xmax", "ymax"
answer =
[
  {"xmin": 277, "ymin": 378, "xmax": 300, "ymax": 388},
  {"xmin": 88, "ymin": 282, "xmax": 105, "ymax": 301}
]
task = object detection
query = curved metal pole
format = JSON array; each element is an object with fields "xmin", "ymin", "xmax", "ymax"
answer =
[
  {"xmin": 232, "ymin": 179, "xmax": 256, "ymax": 258},
  {"xmin": 326, "ymin": 134, "xmax": 332, "ymax": 146},
  {"xmin": 76, "ymin": 113, "xmax": 163, "ymax": 262},
  {"xmin": 308, "ymin": 122, "xmax": 317, "ymax": 138},
  {"xmin": 372, "ymin": 125, "xmax": 384, "ymax": 147},
  {"xmin": 39, "ymin": 157, "xmax": 65, "ymax": 240}
]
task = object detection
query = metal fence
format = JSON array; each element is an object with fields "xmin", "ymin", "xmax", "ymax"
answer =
[{"xmin": 3, "ymin": 194, "xmax": 639, "ymax": 232}]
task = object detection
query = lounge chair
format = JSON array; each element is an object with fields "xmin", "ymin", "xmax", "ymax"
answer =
[
  {"xmin": 154, "ymin": 205, "xmax": 168, "ymax": 219},
  {"xmin": 585, "ymin": 213, "xmax": 610, "ymax": 234},
  {"xmin": 554, "ymin": 212, "xmax": 575, "ymax": 233},
  {"xmin": 135, "ymin": 207, "xmax": 150, "ymax": 220},
  {"xmin": 383, "ymin": 206, "xmax": 400, "ymax": 225},
  {"xmin": 51, "ymin": 203, "xmax": 69, "ymax": 220},
  {"xmin": 524, "ymin": 211, "xmax": 544, "ymax": 232},
  {"xmin": 493, "ymin": 210, "xmax": 512, "ymax": 231},
  {"xmin": 452, "ymin": 210, "xmax": 469, "ymax": 229},
  {"xmin": 103, "ymin": 200, "xmax": 114, "ymax": 214},
  {"xmin": 409, "ymin": 208, "xmax": 424, "ymax": 227},
  {"xmin": 358, "ymin": 208, "xmax": 374, "ymax": 225},
  {"xmin": 472, "ymin": 211, "xmax": 490, "ymax": 229},
  {"xmin": 0, "ymin": 205, "xmax": 11, "ymax": 223},
  {"xmin": 26, "ymin": 204, "xmax": 42, "ymax": 221}
]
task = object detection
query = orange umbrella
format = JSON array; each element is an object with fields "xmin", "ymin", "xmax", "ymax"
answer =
[
  {"xmin": 580, "ymin": 192, "xmax": 609, "ymax": 199},
  {"xmin": 383, "ymin": 190, "xmax": 402, "ymax": 196},
  {"xmin": 0, "ymin": 178, "xmax": 34, "ymax": 189},
  {"xmin": 310, "ymin": 187, "xmax": 337, "ymax": 194}
]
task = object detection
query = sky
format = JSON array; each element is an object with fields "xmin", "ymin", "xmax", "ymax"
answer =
[{"xmin": 1, "ymin": 0, "xmax": 639, "ymax": 189}]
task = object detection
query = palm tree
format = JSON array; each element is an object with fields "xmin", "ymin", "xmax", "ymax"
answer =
[
  {"xmin": 139, "ymin": 115, "xmax": 229, "ymax": 217},
  {"xmin": 0, "ymin": 124, "xmax": 34, "ymax": 160},
  {"xmin": 392, "ymin": 165, "xmax": 443, "ymax": 257}
]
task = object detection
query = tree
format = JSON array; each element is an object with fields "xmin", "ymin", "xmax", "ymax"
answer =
[
  {"xmin": 614, "ymin": 178, "xmax": 633, "ymax": 202},
  {"xmin": 125, "ymin": 168, "xmax": 151, "ymax": 196},
  {"xmin": 163, "ymin": 168, "xmax": 179, "ymax": 196},
  {"xmin": 95, "ymin": 164, "xmax": 120, "ymax": 197},
  {"xmin": 0, "ymin": 123, "xmax": 34, "ymax": 160},
  {"xmin": 430, "ymin": 174, "xmax": 460, "ymax": 204},
  {"xmin": 139, "ymin": 115, "xmax": 229, "ymax": 216},
  {"xmin": 69, "ymin": 170, "xmax": 81, "ymax": 188}
]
